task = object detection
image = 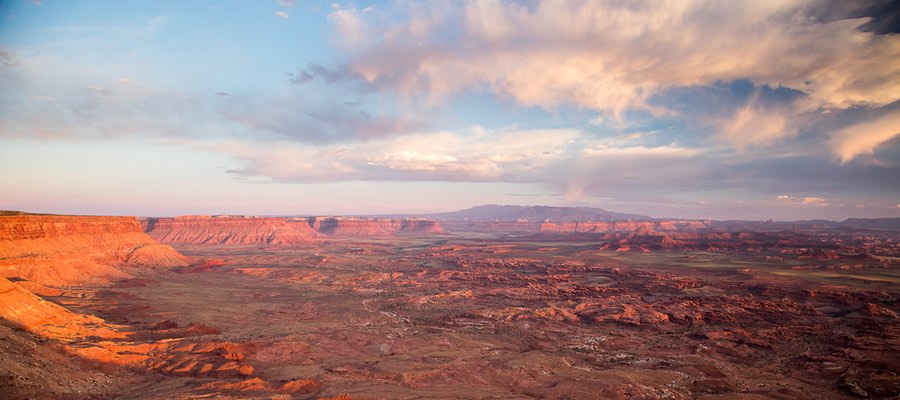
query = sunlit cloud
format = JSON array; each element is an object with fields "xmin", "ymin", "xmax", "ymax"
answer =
[
  {"xmin": 327, "ymin": 0, "xmax": 899, "ymax": 148},
  {"xmin": 717, "ymin": 93, "xmax": 797, "ymax": 148},
  {"xmin": 197, "ymin": 127, "xmax": 585, "ymax": 182},
  {"xmin": 174, "ymin": 126, "xmax": 711, "ymax": 193},
  {"xmin": 1, "ymin": 0, "xmax": 898, "ymax": 219},
  {"xmin": 328, "ymin": 4, "xmax": 365, "ymax": 49},
  {"xmin": 332, "ymin": 0, "xmax": 900, "ymax": 112},
  {"xmin": 830, "ymin": 107, "xmax": 900, "ymax": 163},
  {"xmin": 776, "ymin": 194, "xmax": 832, "ymax": 206}
]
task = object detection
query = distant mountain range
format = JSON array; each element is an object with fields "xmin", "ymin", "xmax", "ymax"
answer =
[
  {"xmin": 380, "ymin": 205, "xmax": 900, "ymax": 231},
  {"xmin": 838, "ymin": 217, "xmax": 900, "ymax": 231},
  {"xmin": 421, "ymin": 204, "xmax": 652, "ymax": 222}
]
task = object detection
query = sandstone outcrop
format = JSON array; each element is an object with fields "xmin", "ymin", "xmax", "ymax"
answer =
[
  {"xmin": 540, "ymin": 220, "xmax": 710, "ymax": 233},
  {"xmin": 0, "ymin": 276, "xmax": 123, "ymax": 340},
  {"xmin": 0, "ymin": 215, "xmax": 189, "ymax": 286},
  {"xmin": 143, "ymin": 216, "xmax": 444, "ymax": 244},
  {"xmin": 142, "ymin": 216, "xmax": 319, "ymax": 245},
  {"xmin": 307, "ymin": 217, "xmax": 444, "ymax": 236}
]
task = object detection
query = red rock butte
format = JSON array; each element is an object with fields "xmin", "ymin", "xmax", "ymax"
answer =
[
  {"xmin": 142, "ymin": 215, "xmax": 444, "ymax": 245},
  {"xmin": 306, "ymin": 216, "xmax": 444, "ymax": 236},
  {"xmin": 0, "ymin": 214, "xmax": 189, "ymax": 287},
  {"xmin": 539, "ymin": 220, "xmax": 710, "ymax": 233},
  {"xmin": 141, "ymin": 216, "xmax": 320, "ymax": 245}
]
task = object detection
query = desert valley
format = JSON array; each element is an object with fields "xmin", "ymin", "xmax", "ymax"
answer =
[
  {"xmin": 4, "ymin": 1, "xmax": 900, "ymax": 399},
  {"xmin": 1, "ymin": 206, "xmax": 898, "ymax": 399}
]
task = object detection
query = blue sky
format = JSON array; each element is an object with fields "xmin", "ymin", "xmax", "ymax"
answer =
[{"xmin": 1, "ymin": 0, "xmax": 898, "ymax": 220}]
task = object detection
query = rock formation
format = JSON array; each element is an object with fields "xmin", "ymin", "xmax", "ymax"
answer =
[
  {"xmin": 143, "ymin": 216, "xmax": 444, "ymax": 244},
  {"xmin": 0, "ymin": 276, "xmax": 124, "ymax": 339},
  {"xmin": 142, "ymin": 216, "xmax": 319, "ymax": 245},
  {"xmin": 539, "ymin": 220, "xmax": 710, "ymax": 233},
  {"xmin": 307, "ymin": 217, "xmax": 444, "ymax": 236},
  {"xmin": 0, "ymin": 215, "xmax": 189, "ymax": 286}
]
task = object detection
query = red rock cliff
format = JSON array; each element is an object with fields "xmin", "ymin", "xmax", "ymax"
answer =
[
  {"xmin": 0, "ymin": 276, "xmax": 123, "ymax": 339},
  {"xmin": 142, "ymin": 216, "xmax": 319, "ymax": 245},
  {"xmin": 0, "ymin": 215, "xmax": 189, "ymax": 286},
  {"xmin": 307, "ymin": 217, "xmax": 444, "ymax": 236},
  {"xmin": 540, "ymin": 220, "xmax": 710, "ymax": 233},
  {"xmin": 440, "ymin": 220, "xmax": 543, "ymax": 232}
]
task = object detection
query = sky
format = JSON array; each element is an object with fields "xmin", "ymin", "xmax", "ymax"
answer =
[{"xmin": 1, "ymin": 0, "xmax": 899, "ymax": 220}]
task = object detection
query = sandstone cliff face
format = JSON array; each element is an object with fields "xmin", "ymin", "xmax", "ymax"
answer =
[
  {"xmin": 307, "ymin": 217, "xmax": 444, "ymax": 236},
  {"xmin": 0, "ymin": 276, "xmax": 123, "ymax": 339},
  {"xmin": 0, "ymin": 215, "xmax": 189, "ymax": 286},
  {"xmin": 142, "ymin": 216, "xmax": 319, "ymax": 245},
  {"xmin": 440, "ymin": 220, "xmax": 544, "ymax": 232},
  {"xmin": 539, "ymin": 220, "xmax": 710, "ymax": 233},
  {"xmin": 143, "ymin": 216, "xmax": 444, "ymax": 244}
]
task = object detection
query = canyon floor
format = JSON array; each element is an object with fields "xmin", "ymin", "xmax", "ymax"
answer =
[{"xmin": 5, "ymin": 233, "xmax": 898, "ymax": 399}]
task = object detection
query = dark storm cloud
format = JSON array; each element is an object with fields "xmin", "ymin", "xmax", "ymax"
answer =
[{"xmin": 801, "ymin": 0, "xmax": 900, "ymax": 34}]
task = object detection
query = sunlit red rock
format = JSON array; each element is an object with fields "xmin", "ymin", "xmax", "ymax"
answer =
[
  {"xmin": 143, "ymin": 215, "xmax": 444, "ymax": 244},
  {"xmin": 0, "ymin": 215, "xmax": 189, "ymax": 286},
  {"xmin": 2, "ymin": 211, "xmax": 899, "ymax": 398},
  {"xmin": 142, "ymin": 215, "xmax": 319, "ymax": 245},
  {"xmin": 307, "ymin": 216, "xmax": 444, "ymax": 235}
]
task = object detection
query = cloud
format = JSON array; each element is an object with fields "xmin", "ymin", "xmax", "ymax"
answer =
[
  {"xmin": 0, "ymin": 51, "xmax": 417, "ymax": 144},
  {"xmin": 0, "ymin": 69, "xmax": 216, "ymax": 140},
  {"xmin": 775, "ymin": 194, "xmax": 831, "ymax": 206},
  {"xmin": 328, "ymin": 4, "xmax": 365, "ymax": 49},
  {"xmin": 717, "ymin": 92, "xmax": 797, "ymax": 148},
  {"xmin": 546, "ymin": 144, "xmax": 704, "ymax": 200},
  {"xmin": 206, "ymin": 126, "xmax": 583, "ymax": 182},
  {"xmin": 326, "ymin": 0, "xmax": 899, "ymax": 147},
  {"xmin": 802, "ymin": 197, "xmax": 828, "ymax": 205},
  {"xmin": 3, "ymin": 0, "xmax": 898, "ymax": 215},
  {"xmin": 277, "ymin": 0, "xmax": 295, "ymax": 6},
  {"xmin": 218, "ymin": 94, "xmax": 423, "ymax": 143},
  {"xmin": 115, "ymin": 78, "xmax": 143, "ymax": 86},
  {"xmin": 830, "ymin": 107, "xmax": 900, "ymax": 163},
  {"xmin": 275, "ymin": 11, "xmax": 289, "ymax": 19},
  {"xmin": 187, "ymin": 126, "xmax": 706, "ymax": 187},
  {"xmin": 288, "ymin": 63, "xmax": 354, "ymax": 85},
  {"xmin": 0, "ymin": 51, "xmax": 17, "ymax": 68}
]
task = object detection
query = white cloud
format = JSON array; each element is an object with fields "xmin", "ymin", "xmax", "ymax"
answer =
[
  {"xmin": 332, "ymin": 0, "xmax": 899, "ymax": 146},
  {"xmin": 801, "ymin": 197, "xmax": 827, "ymax": 205},
  {"xmin": 186, "ymin": 126, "xmax": 696, "ymax": 185},
  {"xmin": 115, "ymin": 78, "xmax": 143, "ymax": 86},
  {"xmin": 327, "ymin": 5, "xmax": 364, "ymax": 49},
  {"xmin": 716, "ymin": 91, "xmax": 798, "ymax": 148},
  {"xmin": 277, "ymin": 0, "xmax": 295, "ymax": 6},
  {"xmin": 775, "ymin": 194, "xmax": 831, "ymax": 206},
  {"xmin": 275, "ymin": 11, "xmax": 289, "ymax": 19},
  {"xmin": 830, "ymin": 108, "xmax": 900, "ymax": 163}
]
